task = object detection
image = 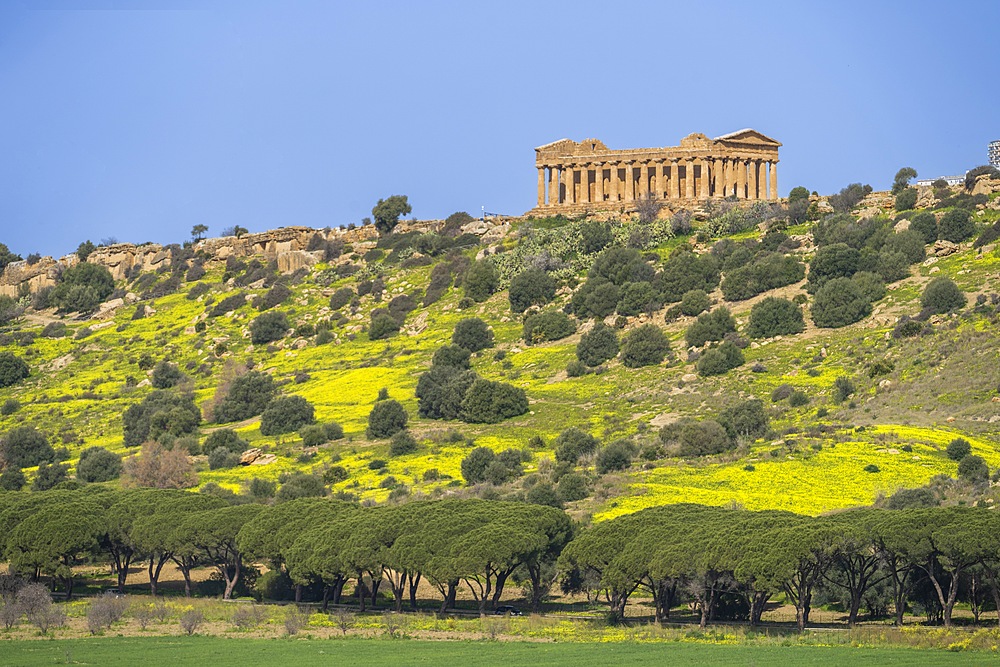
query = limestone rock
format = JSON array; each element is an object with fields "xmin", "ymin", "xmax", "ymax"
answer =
[
  {"xmin": 93, "ymin": 298, "xmax": 125, "ymax": 320},
  {"xmin": 933, "ymin": 240, "xmax": 959, "ymax": 257},
  {"xmin": 681, "ymin": 373, "xmax": 698, "ymax": 383}
]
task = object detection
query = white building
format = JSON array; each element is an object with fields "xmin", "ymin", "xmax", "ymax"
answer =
[{"xmin": 990, "ymin": 139, "xmax": 1000, "ymax": 170}]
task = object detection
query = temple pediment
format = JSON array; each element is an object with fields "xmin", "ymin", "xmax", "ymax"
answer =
[{"xmin": 713, "ymin": 129, "xmax": 782, "ymax": 147}]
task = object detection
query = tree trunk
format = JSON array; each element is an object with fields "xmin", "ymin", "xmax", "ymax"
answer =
[
  {"xmin": 148, "ymin": 558, "xmax": 157, "ymax": 597},
  {"xmin": 370, "ymin": 575, "xmax": 380, "ymax": 608},
  {"xmin": 749, "ymin": 591, "xmax": 770, "ymax": 627},
  {"xmin": 408, "ymin": 573, "xmax": 420, "ymax": 611},
  {"xmin": 332, "ymin": 576, "xmax": 344, "ymax": 605},
  {"xmin": 357, "ymin": 573, "xmax": 367, "ymax": 613},
  {"xmin": 295, "ymin": 583, "xmax": 302, "ymax": 604},
  {"xmin": 847, "ymin": 591, "xmax": 862, "ymax": 627},
  {"xmin": 321, "ymin": 585, "xmax": 331, "ymax": 612}
]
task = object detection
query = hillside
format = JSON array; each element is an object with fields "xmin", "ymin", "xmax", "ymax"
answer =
[{"xmin": 2, "ymin": 178, "xmax": 1000, "ymax": 518}]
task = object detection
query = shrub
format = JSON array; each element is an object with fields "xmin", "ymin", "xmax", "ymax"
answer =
[
  {"xmin": 276, "ymin": 472, "xmax": 327, "ymax": 502},
  {"xmin": 256, "ymin": 284, "xmax": 291, "ymax": 311},
  {"xmin": 0, "ymin": 468, "xmax": 26, "ymax": 491},
  {"xmin": 461, "ymin": 447, "xmax": 496, "ymax": 485},
  {"xmin": 329, "ymin": 287, "xmax": 354, "ymax": 310},
  {"xmin": 368, "ymin": 313, "xmax": 400, "ymax": 341},
  {"xmin": 882, "ymin": 230, "xmax": 926, "ymax": 265},
  {"xmin": 32, "ymin": 461, "xmax": 69, "ymax": 491},
  {"xmin": 210, "ymin": 293, "xmax": 246, "ymax": 317},
  {"xmin": 508, "ymin": 268, "xmax": 556, "ymax": 313},
  {"xmin": 620, "ymin": 324, "xmax": 670, "ymax": 368},
  {"xmin": 122, "ymin": 390, "xmax": 201, "ymax": 447},
  {"xmin": 659, "ymin": 248, "xmax": 720, "ymax": 301},
  {"xmin": 807, "ymin": 243, "xmax": 861, "ymax": 292},
  {"xmin": 387, "ymin": 294, "xmax": 417, "ymax": 320},
  {"xmin": 554, "ymin": 433, "xmax": 599, "ymax": 468},
  {"xmin": 40, "ymin": 322, "xmax": 67, "ymax": 338},
  {"xmin": 832, "ymin": 376, "xmax": 856, "ymax": 403},
  {"xmin": 122, "ymin": 441, "xmax": 197, "ymax": 489},
  {"xmin": 208, "ymin": 446, "xmax": 241, "ymax": 470},
  {"xmin": 921, "ymin": 277, "xmax": 965, "ymax": 314},
  {"xmin": 576, "ymin": 323, "xmax": 619, "ymax": 367},
  {"xmin": 718, "ymin": 399, "xmax": 769, "ymax": 441},
  {"xmin": 299, "ymin": 424, "xmax": 329, "ymax": 447},
  {"xmin": 367, "ymin": 399, "xmax": 408, "ymax": 438},
  {"xmin": 747, "ymin": 297, "xmax": 804, "ymax": 338},
  {"xmin": 964, "ymin": 165, "xmax": 1000, "ymax": 189},
  {"xmin": 151, "ymin": 361, "xmax": 185, "ymax": 389},
  {"xmin": 432, "ymin": 345, "xmax": 471, "ymax": 369},
  {"xmin": 523, "ymin": 310, "xmax": 575, "ymax": 344},
  {"xmin": 666, "ymin": 419, "xmax": 733, "ymax": 457},
  {"xmin": 525, "ymin": 482, "xmax": 562, "ymax": 507},
  {"xmin": 720, "ymin": 253, "xmax": 805, "ymax": 301},
  {"xmin": 851, "ymin": 271, "xmax": 886, "ymax": 303},
  {"xmin": 389, "ymin": 430, "xmax": 418, "ymax": 456},
  {"xmin": 452, "ymin": 318, "xmax": 494, "ymax": 352},
  {"xmin": 460, "ymin": 379, "xmax": 528, "ymax": 423},
  {"xmin": 593, "ymin": 439, "xmax": 633, "ymax": 473},
  {"xmin": 616, "ymin": 281, "xmax": 659, "ymax": 316},
  {"xmin": 580, "ymin": 220, "xmax": 613, "ymax": 254},
  {"xmin": 864, "ymin": 464, "xmax": 880, "ymax": 473},
  {"xmin": 828, "ymin": 183, "xmax": 872, "ymax": 213},
  {"xmin": 557, "ymin": 472, "xmax": 589, "ymax": 501},
  {"xmin": 50, "ymin": 262, "xmax": 115, "ymax": 313},
  {"xmin": 464, "ymin": 258, "xmax": 499, "ymax": 302},
  {"xmin": 788, "ymin": 390, "xmax": 809, "ymax": 407},
  {"xmin": 0, "ymin": 398, "xmax": 19, "ymax": 415},
  {"xmin": 685, "ymin": 307, "xmax": 736, "ymax": 348},
  {"xmin": 938, "ymin": 209, "xmax": 975, "ymax": 243},
  {"xmin": 909, "ymin": 212, "xmax": 938, "ymax": 244},
  {"xmin": 0, "ymin": 353, "xmax": 29, "ymax": 388},
  {"xmin": 203, "ymin": 429, "xmax": 248, "ymax": 455},
  {"xmin": 76, "ymin": 447, "xmax": 122, "ymax": 482},
  {"xmin": 214, "ymin": 371, "xmax": 277, "ymax": 423},
  {"xmin": 250, "ymin": 311, "xmax": 290, "ymax": 344},
  {"xmin": 945, "ymin": 438, "xmax": 971, "ymax": 461},
  {"xmin": 811, "ymin": 277, "xmax": 872, "ymax": 328},
  {"xmin": 566, "ymin": 360, "xmax": 588, "ymax": 377},
  {"xmin": 0, "ymin": 426, "xmax": 53, "ymax": 469},
  {"xmin": 680, "ymin": 289, "xmax": 710, "ymax": 316},
  {"xmin": 415, "ymin": 365, "xmax": 477, "ymax": 420},
  {"xmin": 894, "ymin": 188, "xmax": 917, "ymax": 211},
  {"xmin": 570, "ymin": 278, "xmax": 620, "ymax": 318},
  {"xmin": 957, "ymin": 454, "xmax": 989, "ymax": 484},
  {"xmin": 259, "ymin": 396, "xmax": 315, "ymax": 436},
  {"xmin": 696, "ymin": 341, "xmax": 744, "ymax": 376}
]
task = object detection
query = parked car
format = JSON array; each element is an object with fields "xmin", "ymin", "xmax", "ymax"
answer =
[{"xmin": 493, "ymin": 605, "xmax": 522, "ymax": 616}]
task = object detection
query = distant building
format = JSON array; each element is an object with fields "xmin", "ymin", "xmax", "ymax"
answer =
[
  {"xmin": 916, "ymin": 174, "xmax": 966, "ymax": 187},
  {"xmin": 990, "ymin": 139, "xmax": 1000, "ymax": 169}
]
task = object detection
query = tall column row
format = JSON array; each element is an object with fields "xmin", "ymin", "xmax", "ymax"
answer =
[{"xmin": 535, "ymin": 158, "xmax": 779, "ymax": 207}]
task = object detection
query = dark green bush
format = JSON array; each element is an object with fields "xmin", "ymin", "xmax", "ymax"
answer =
[
  {"xmin": 389, "ymin": 430, "xmax": 418, "ymax": 456},
  {"xmin": 452, "ymin": 318, "xmax": 494, "ymax": 352},
  {"xmin": 832, "ymin": 376, "xmax": 855, "ymax": 403},
  {"xmin": 329, "ymin": 287, "xmax": 354, "ymax": 310},
  {"xmin": 0, "ymin": 426, "xmax": 54, "ymax": 468},
  {"xmin": 461, "ymin": 447, "xmax": 496, "ymax": 485},
  {"xmin": 720, "ymin": 254, "xmax": 805, "ymax": 302},
  {"xmin": 938, "ymin": 209, "xmax": 975, "ymax": 243},
  {"xmin": 40, "ymin": 322, "xmax": 67, "ymax": 338},
  {"xmin": 210, "ymin": 293, "xmax": 247, "ymax": 317},
  {"xmin": 76, "ymin": 447, "xmax": 123, "ymax": 482},
  {"xmin": 0, "ymin": 353, "xmax": 29, "ymax": 388},
  {"xmin": 566, "ymin": 360, "xmax": 588, "ymax": 377},
  {"xmin": 620, "ymin": 324, "xmax": 670, "ymax": 368},
  {"xmin": 554, "ymin": 427, "xmax": 599, "ymax": 463},
  {"xmin": 882, "ymin": 230, "xmax": 926, "ymax": 264},
  {"xmin": 946, "ymin": 438, "xmax": 971, "ymax": 461},
  {"xmin": 123, "ymin": 390, "xmax": 201, "ymax": 447},
  {"xmin": 596, "ymin": 440, "xmax": 635, "ymax": 474},
  {"xmin": 367, "ymin": 399, "xmax": 408, "ymax": 438},
  {"xmin": 276, "ymin": 473, "xmax": 327, "ymax": 502},
  {"xmin": 208, "ymin": 446, "xmax": 241, "ymax": 470},
  {"xmin": 680, "ymin": 289, "xmax": 710, "ymax": 316},
  {"xmin": 557, "ymin": 472, "xmax": 589, "ymax": 501},
  {"xmin": 696, "ymin": 341, "xmax": 744, "ymax": 376},
  {"xmin": 508, "ymin": 268, "xmax": 556, "ymax": 313},
  {"xmin": 259, "ymin": 396, "xmax": 316, "ymax": 436},
  {"xmin": 50, "ymin": 262, "xmax": 115, "ymax": 313},
  {"xmin": 570, "ymin": 278, "xmax": 620, "ymax": 318},
  {"xmin": 921, "ymin": 277, "xmax": 965, "ymax": 314},
  {"xmin": 747, "ymin": 297, "xmax": 804, "ymax": 338},
  {"xmin": 460, "ymin": 379, "xmax": 528, "ymax": 423},
  {"xmin": 369, "ymin": 313, "xmax": 401, "ymax": 341},
  {"xmin": 415, "ymin": 365, "xmax": 477, "ymax": 420},
  {"xmin": 250, "ymin": 311, "xmax": 290, "ymax": 345},
  {"xmin": 257, "ymin": 284, "xmax": 291, "ymax": 311},
  {"xmin": 214, "ymin": 371, "xmax": 277, "ymax": 423},
  {"xmin": 0, "ymin": 468, "xmax": 25, "ymax": 491},
  {"xmin": 664, "ymin": 419, "xmax": 733, "ymax": 457},
  {"xmin": 576, "ymin": 323, "xmax": 619, "ymax": 367},
  {"xmin": 811, "ymin": 277, "xmax": 872, "ymax": 328},
  {"xmin": 32, "ymin": 462, "xmax": 69, "ymax": 491},
  {"xmin": 909, "ymin": 212, "xmax": 938, "ymax": 245},
  {"xmin": 464, "ymin": 258, "xmax": 499, "ymax": 302},
  {"xmin": 806, "ymin": 243, "xmax": 861, "ymax": 293},
  {"xmin": 894, "ymin": 188, "xmax": 917, "ymax": 211},
  {"xmin": 432, "ymin": 345, "xmax": 471, "ymax": 369},
  {"xmin": 0, "ymin": 398, "xmax": 20, "ymax": 415},
  {"xmin": 580, "ymin": 220, "xmax": 613, "ymax": 254},
  {"xmin": 685, "ymin": 307, "xmax": 737, "ymax": 348},
  {"xmin": 788, "ymin": 390, "xmax": 809, "ymax": 407},
  {"xmin": 151, "ymin": 361, "xmax": 185, "ymax": 389},
  {"xmin": 616, "ymin": 281, "xmax": 659, "ymax": 316},
  {"xmin": 523, "ymin": 310, "xmax": 575, "ymax": 344},
  {"xmin": 719, "ymin": 399, "xmax": 769, "ymax": 441},
  {"xmin": 957, "ymin": 454, "xmax": 988, "ymax": 483},
  {"xmin": 589, "ymin": 247, "xmax": 654, "ymax": 286},
  {"xmin": 659, "ymin": 248, "xmax": 720, "ymax": 302},
  {"xmin": 851, "ymin": 272, "xmax": 886, "ymax": 303},
  {"xmin": 203, "ymin": 429, "xmax": 248, "ymax": 454}
]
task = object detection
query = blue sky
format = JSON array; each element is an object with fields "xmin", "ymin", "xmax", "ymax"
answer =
[{"xmin": 1, "ymin": 0, "xmax": 998, "ymax": 257}]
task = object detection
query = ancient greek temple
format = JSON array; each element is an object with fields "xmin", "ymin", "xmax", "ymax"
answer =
[{"xmin": 528, "ymin": 129, "xmax": 781, "ymax": 215}]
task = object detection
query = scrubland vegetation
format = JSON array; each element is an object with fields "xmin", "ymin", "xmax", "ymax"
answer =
[{"xmin": 3, "ymin": 169, "xmax": 1000, "ymax": 652}]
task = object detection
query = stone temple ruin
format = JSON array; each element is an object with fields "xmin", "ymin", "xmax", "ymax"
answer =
[{"xmin": 528, "ymin": 129, "xmax": 781, "ymax": 215}]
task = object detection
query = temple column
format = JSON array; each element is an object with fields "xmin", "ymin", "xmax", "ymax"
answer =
[
  {"xmin": 770, "ymin": 161, "xmax": 778, "ymax": 200},
  {"xmin": 537, "ymin": 168, "xmax": 546, "ymax": 207},
  {"xmin": 736, "ymin": 159, "xmax": 746, "ymax": 199},
  {"xmin": 610, "ymin": 163, "xmax": 620, "ymax": 201},
  {"xmin": 754, "ymin": 160, "xmax": 763, "ymax": 199},
  {"xmin": 595, "ymin": 162, "xmax": 604, "ymax": 202},
  {"xmin": 582, "ymin": 165, "xmax": 592, "ymax": 203},
  {"xmin": 669, "ymin": 159, "xmax": 679, "ymax": 199},
  {"xmin": 654, "ymin": 159, "xmax": 665, "ymax": 198},
  {"xmin": 684, "ymin": 158, "xmax": 695, "ymax": 199},
  {"xmin": 624, "ymin": 161, "xmax": 635, "ymax": 201},
  {"xmin": 548, "ymin": 167, "xmax": 558, "ymax": 205},
  {"xmin": 712, "ymin": 159, "xmax": 723, "ymax": 197},
  {"xmin": 700, "ymin": 158, "xmax": 710, "ymax": 198},
  {"xmin": 638, "ymin": 162, "xmax": 648, "ymax": 198},
  {"xmin": 566, "ymin": 166, "xmax": 576, "ymax": 204}
]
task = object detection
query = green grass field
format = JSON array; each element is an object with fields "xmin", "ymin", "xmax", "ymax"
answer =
[{"xmin": 0, "ymin": 637, "xmax": 990, "ymax": 667}]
